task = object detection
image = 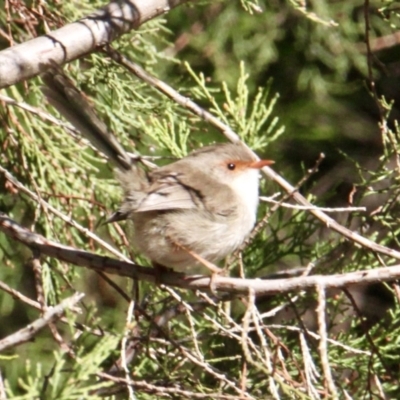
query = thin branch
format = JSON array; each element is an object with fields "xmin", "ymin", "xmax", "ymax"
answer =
[
  {"xmin": 267, "ymin": 325, "xmax": 370, "ymax": 356},
  {"xmin": 28, "ymin": 254, "xmax": 74, "ymax": 355},
  {"xmin": 0, "ymin": 279, "xmax": 42, "ymax": 310},
  {"xmin": 372, "ymin": 374, "xmax": 387, "ymax": 399},
  {"xmin": 121, "ymin": 297, "xmax": 136, "ymax": 400},
  {"xmin": 238, "ymin": 153, "xmax": 327, "ymax": 255},
  {"xmin": 29, "ymin": 254, "xmax": 45, "ymax": 308},
  {"xmin": 0, "ymin": 213, "xmax": 154, "ymax": 281},
  {"xmin": 104, "ymin": 46, "xmax": 241, "ymax": 140},
  {"xmin": 299, "ymin": 332, "xmax": 321, "ymax": 399},
  {"xmin": 260, "ymin": 197, "xmax": 366, "ymax": 213},
  {"xmin": 316, "ymin": 284, "xmax": 338, "ymax": 398},
  {"xmin": 0, "ymin": 292, "xmax": 84, "ymax": 352},
  {"xmin": 98, "ymin": 372, "xmax": 253, "ymax": 400},
  {"xmin": 357, "ymin": 31, "xmax": 400, "ymax": 53},
  {"xmin": 0, "ymin": 93, "xmax": 82, "ymax": 139},
  {"xmin": 250, "ymin": 292, "xmax": 280, "ymax": 399},
  {"xmin": 0, "ymin": 277, "xmax": 106, "ymax": 338}
]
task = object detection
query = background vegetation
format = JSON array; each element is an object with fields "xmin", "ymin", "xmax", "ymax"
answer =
[{"xmin": 1, "ymin": 0, "xmax": 400, "ymax": 398}]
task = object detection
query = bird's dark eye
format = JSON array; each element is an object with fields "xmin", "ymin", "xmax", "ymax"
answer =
[{"xmin": 227, "ymin": 163, "xmax": 236, "ymax": 170}]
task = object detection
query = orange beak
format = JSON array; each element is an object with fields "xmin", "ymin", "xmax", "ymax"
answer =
[{"xmin": 248, "ymin": 159, "xmax": 275, "ymax": 169}]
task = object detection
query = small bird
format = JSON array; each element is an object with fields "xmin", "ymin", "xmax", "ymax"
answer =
[{"xmin": 41, "ymin": 68, "xmax": 273, "ymax": 274}]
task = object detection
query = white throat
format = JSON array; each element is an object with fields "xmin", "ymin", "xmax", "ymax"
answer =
[{"xmin": 230, "ymin": 168, "xmax": 260, "ymax": 222}]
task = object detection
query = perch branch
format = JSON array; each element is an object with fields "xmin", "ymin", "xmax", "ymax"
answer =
[{"xmin": 3, "ymin": 214, "xmax": 400, "ymax": 296}]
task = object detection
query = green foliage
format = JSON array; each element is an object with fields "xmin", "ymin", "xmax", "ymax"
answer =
[
  {"xmin": 2, "ymin": 0, "xmax": 400, "ymax": 399},
  {"xmin": 186, "ymin": 61, "xmax": 284, "ymax": 150}
]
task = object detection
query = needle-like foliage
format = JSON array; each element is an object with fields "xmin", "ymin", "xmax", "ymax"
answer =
[{"xmin": 2, "ymin": 1, "xmax": 400, "ymax": 399}]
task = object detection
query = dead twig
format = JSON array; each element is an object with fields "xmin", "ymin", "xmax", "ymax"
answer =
[{"xmin": 0, "ymin": 292, "xmax": 84, "ymax": 352}]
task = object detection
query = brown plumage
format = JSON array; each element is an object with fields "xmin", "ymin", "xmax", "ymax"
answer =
[{"xmin": 42, "ymin": 68, "xmax": 273, "ymax": 273}]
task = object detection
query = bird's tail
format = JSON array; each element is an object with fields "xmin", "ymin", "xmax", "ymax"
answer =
[{"xmin": 41, "ymin": 66, "xmax": 132, "ymax": 172}]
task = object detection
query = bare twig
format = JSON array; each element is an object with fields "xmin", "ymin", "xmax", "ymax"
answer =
[
  {"xmin": 267, "ymin": 324, "xmax": 370, "ymax": 356},
  {"xmin": 121, "ymin": 297, "xmax": 136, "ymax": 400},
  {"xmin": 316, "ymin": 285, "xmax": 338, "ymax": 398},
  {"xmin": 357, "ymin": 31, "xmax": 400, "ymax": 53},
  {"xmin": 249, "ymin": 291, "xmax": 280, "ymax": 399},
  {"xmin": 0, "ymin": 213, "xmax": 153, "ymax": 280},
  {"xmin": 0, "ymin": 292, "xmax": 84, "ymax": 352},
  {"xmin": 98, "ymin": 372, "xmax": 253, "ymax": 400},
  {"xmin": 260, "ymin": 197, "xmax": 366, "ymax": 213},
  {"xmin": 0, "ymin": 277, "xmax": 105, "ymax": 337},
  {"xmin": 239, "ymin": 153, "xmax": 327, "ymax": 254},
  {"xmin": 0, "ymin": 93, "xmax": 82, "ymax": 139},
  {"xmin": 29, "ymin": 254, "xmax": 45, "ymax": 307},
  {"xmin": 0, "ymin": 279, "xmax": 42, "ymax": 310},
  {"xmin": 299, "ymin": 332, "xmax": 321, "ymax": 399},
  {"xmin": 28, "ymin": 254, "xmax": 74, "ymax": 355},
  {"xmin": 372, "ymin": 374, "xmax": 387, "ymax": 399}
]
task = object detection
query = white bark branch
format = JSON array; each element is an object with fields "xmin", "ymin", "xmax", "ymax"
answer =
[{"xmin": 0, "ymin": 0, "xmax": 191, "ymax": 88}]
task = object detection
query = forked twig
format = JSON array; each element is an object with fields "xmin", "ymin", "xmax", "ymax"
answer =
[{"xmin": 0, "ymin": 292, "xmax": 84, "ymax": 352}]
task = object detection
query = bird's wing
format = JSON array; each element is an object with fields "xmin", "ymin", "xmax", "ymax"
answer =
[
  {"xmin": 135, "ymin": 173, "xmax": 201, "ymax": 212},
  {"xmin": 134, "ymin": 160, "xmax": 237, "ymax": 215}
]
